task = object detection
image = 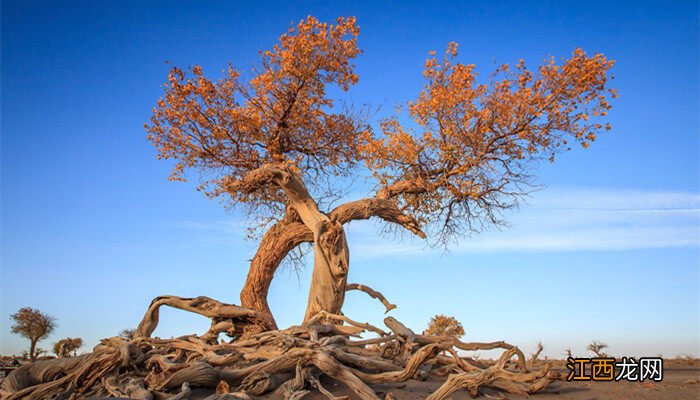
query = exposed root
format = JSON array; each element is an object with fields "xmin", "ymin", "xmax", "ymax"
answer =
[
  {"xmin": 1, "ymin": 295, "xmax": 558, "ymax": 399},
  {"xmin": 135, "ymin": 295, "xmax": 268, "ymax": 340},
  {"xmin": 304, "ymin": 311, "xmax": 389, "ymax": 337}
]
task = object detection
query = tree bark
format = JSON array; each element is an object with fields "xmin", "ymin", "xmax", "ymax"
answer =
[
  {"xmin": 234, "ymin": 164, "xmax": 350, "ymax": 323},
  {"xmin": 134, "ymin": 295, "xmax": 264, "ymax": 340},
  {"xmin": 236, "ymin": 164, "xmax": 427, "ymax": 327},
  {"xmin": 269, "ymin": 167, "xmax": 350, "ymax": 322},
  {"xmin": 240, "ymin": 218, "xmax": 311, "ymax": 330}
]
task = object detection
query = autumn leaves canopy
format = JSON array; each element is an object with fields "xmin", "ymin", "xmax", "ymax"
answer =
[
  {"xmin": 146, "ymin": 15, "xmax": 615, "ymax": 242},
  {"xmin": 147, "ymin": 16, "xmax": 366, "ymax": 218},
  {"xmin": 145, "ymin": 15, "xmax": 616, "ymax": 326}
]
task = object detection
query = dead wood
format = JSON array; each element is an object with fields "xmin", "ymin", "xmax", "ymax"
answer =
[
  {"xmin": 346, "ymin": 283, "xmax": 397, "ymax": 313},
  {"xmin": 1, "ymin": 294, "xmax": 558, "ymax": 400},
  {"xmin": 528, "ymin": 341, "xmax": 544, "ymax": 366},
  {"xmin": 135, "ymin": 295, "xmax": 264, "ymax": 340}
]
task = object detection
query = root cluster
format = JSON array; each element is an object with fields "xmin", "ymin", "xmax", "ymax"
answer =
[{"xmin": 1, "ymin": 297, "xmax": 559, "ymax": 400}]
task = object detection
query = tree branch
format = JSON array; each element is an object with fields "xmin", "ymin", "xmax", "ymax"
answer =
[
  {"xmin": 329, "ymin": 198, "xmax": 425, "ymax": 238},
  {"xmin": 345, "ymin": 283, "xmax": 397, "ymax": 314},
  {"xmin": 226, "ymin": 163, "xmax": 288, "ymax": 196}
]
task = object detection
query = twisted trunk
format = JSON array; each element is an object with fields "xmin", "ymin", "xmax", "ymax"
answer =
[
  {"xmin": 303, "ymin": 219, "xmax": 350, "ymax": 321},
  {"xmin": 240, "ymin": 219, "xmax": 311, "ymax": 329},
  {"xmin": 237, "ymin": 164, "xmax": 426, "ymax": 327},
  {"xmin": 272, "ymin": 168, "xmax": 349, "ymax": 321},
  {"xmin": 235, "ymin": 164, "xmax": 350, "ymax": 323}
]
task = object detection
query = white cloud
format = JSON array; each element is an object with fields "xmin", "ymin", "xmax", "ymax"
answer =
[
  {"xmin": 169, "ymin": 187, "xmax": 700, "ymax": 255},
  {"xmin": 348, "ymin": 187, "xmax": 700, "ymax": 257}
]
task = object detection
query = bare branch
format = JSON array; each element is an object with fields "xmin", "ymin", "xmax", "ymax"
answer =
[{"xmin": 345, "ymin": 283, "xmax": 397, "ymax": 313}]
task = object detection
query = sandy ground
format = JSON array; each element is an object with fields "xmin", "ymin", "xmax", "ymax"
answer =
[
  {"xmin": 163, "ymin": 361, "xmax": 700, "ymax": 400},
  {"xmin": 292, "ymin": 362, "xmax": 700, "ymax": 400},
  {"xmin": 3, "ymin": 361, "xmax": 699, "ymax": 399}
]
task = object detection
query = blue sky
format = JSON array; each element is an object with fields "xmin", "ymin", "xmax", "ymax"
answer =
[{"xmin": 1, "ymin": 1, "xmax": 698, "ymax": 359}]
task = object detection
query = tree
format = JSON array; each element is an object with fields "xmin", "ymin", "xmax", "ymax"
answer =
[
  {"xmin": 146, "ymin": 16, "xmax": 616, "ymax": 331},
  {"xmin": 53, "ymin": 338, "xmax": 83, "ymax": 358},
  {"xmin": 587, "ymin": 340, "xmax": 609, "ymax": 357},
  {"xmin": 424, "ymin": 314, "xmax": 465, "ymax": 338},
  {"xmin": 3, "ymin": 16, "xmax": 617, "ymax": 400},
  {"xmin": 118, "ymin": 328, "xmax": 136, "ymax": 340},
  {"xmin": 10, "ymin": 307, "xmax": 56, "ymax": 361}
]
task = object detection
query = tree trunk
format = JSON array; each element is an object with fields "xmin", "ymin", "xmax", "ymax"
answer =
[
  {"xmin": 248, "ymin": 164, "xmax": 349, "ymax": 323},
  {"xmin": 303, "ymin": 220, "xmax": 349, "ymax": 321},
  {"xmin": 236, "ymin": 164, "xmax": 426, "ymax": 327},
  {"xmin": 273, "ymin": 169, "xmax": 349, "ymax": 322},
  {"xmin": 29, "ymin": 339, "xmax": 37, "ymax": 361},
  {"xmin": 240, "ymin": 219, "xmax": 312, "ymax": 330}
]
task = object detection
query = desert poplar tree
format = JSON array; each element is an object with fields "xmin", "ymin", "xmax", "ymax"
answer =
[{"xmin": 146, "ymin": 16, "xmax": 616, "ymax": 331}]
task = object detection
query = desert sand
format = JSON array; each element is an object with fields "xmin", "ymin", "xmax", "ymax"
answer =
[
  {"xmin": 268, "ymin": 362, "xmax": 700, "ymax": 400},
  {"xmin": 96, "ymin": 360, "xmax": 695, "ymax": 400}
]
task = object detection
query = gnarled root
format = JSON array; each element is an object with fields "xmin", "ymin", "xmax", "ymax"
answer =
[
  {"xmin": 0, "ymin": 294, "xmax": 558, "ymax": 400},
  {"xmin": 426, "ymin": 348, "xmax": 560, "ymax": 400},
  {"xmin": 135, "ymin": 295, "xmax": 269, "ymax": 340}
]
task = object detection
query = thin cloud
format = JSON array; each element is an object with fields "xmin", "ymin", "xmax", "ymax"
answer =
[
  {"xmin": 169, "ymin": 187, "xmax": 699, "ymax": 255},
  {"xmin": 349, "ymin": 187, "xmax": 700, "ymax": 257}
]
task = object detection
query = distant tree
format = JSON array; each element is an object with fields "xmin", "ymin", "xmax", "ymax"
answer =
[
  {"xmin": 10, "ymin": 307, "xmax": 56, "ymax": 361},
  {"xmin": 119, "ymin": 328, "xmax": 136, "ymax": 340},
  {"xmin": 587, "ymin": 340, "xmax": 609, "ymax": 357},
  {"xmin": 52, "ymin": 341, "xmax": 63, "ymax": 357},
  {"xmin": 675, "ymin": 354, "xmax": 697, "ymax": 366},
  {"xmin": 52, "ymin": 337, "xmax": 83, "ymax": 358},
  {"xmin": 565, "ymin": 348, "xmax": 573, "ymax": 358},
  {"xmin": 424, "ymin": 314, "xmax": 465, "ymax": 338}
]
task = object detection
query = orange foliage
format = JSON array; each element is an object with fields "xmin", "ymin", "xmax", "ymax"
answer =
[
  {"xmin": 425, "ymin": 314, "xmax": 465, "ymax": 338},
  {"xmin": 146, "ymin": 16, "xmax": 367, "ymax": 210},
  {"xmin": 147, "ymin": 16, "xmax": 616, "ymax": 242},
  {"xmin": 363, "ymin": 43, "xmax": 616, "ymax": 240}
]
